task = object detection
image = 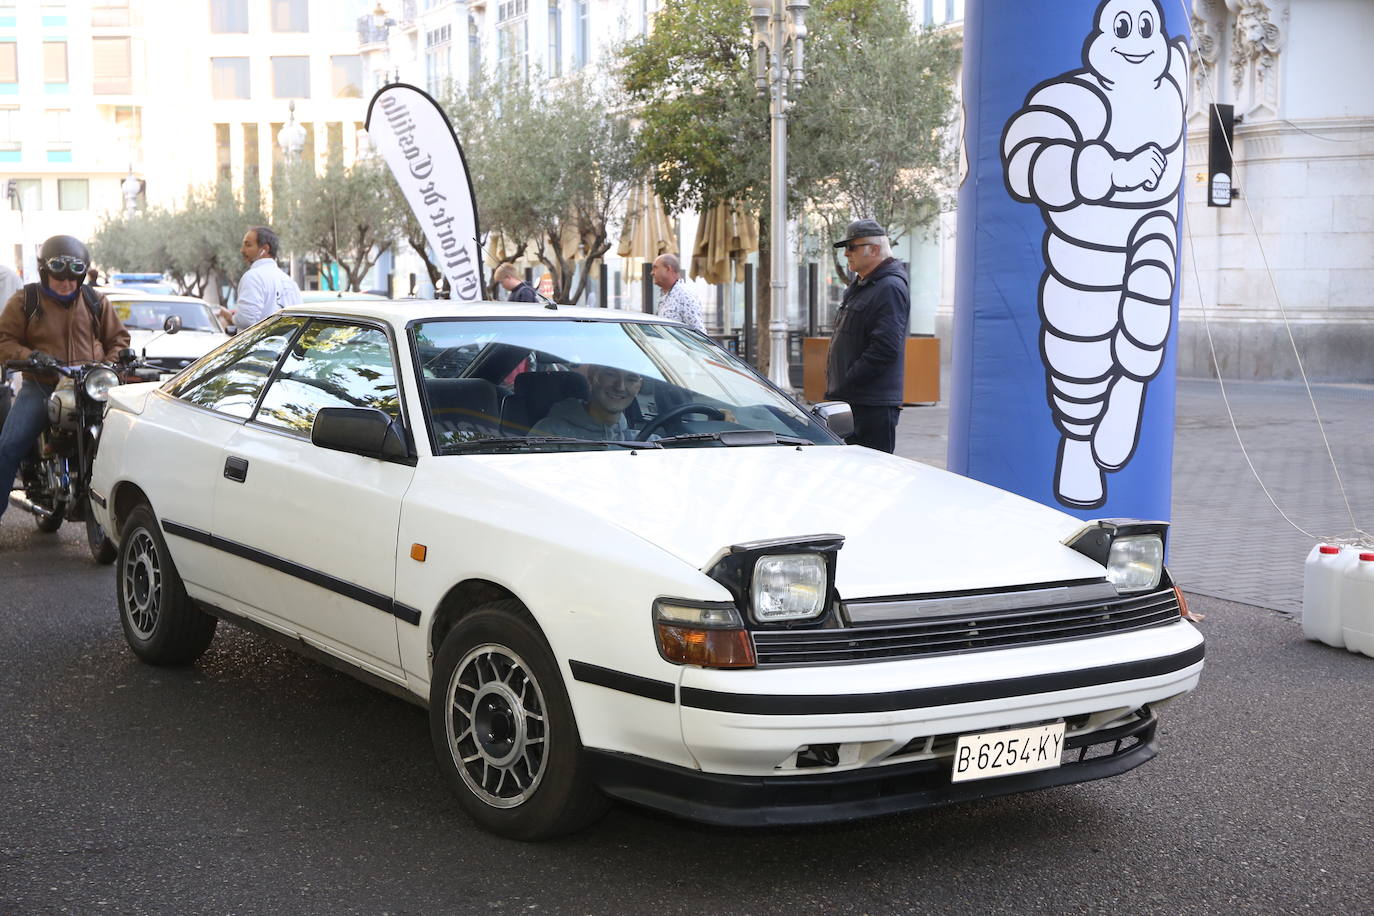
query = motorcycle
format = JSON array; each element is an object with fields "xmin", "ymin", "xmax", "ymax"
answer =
[{"xmin": 2, "ymin": 321, "xmax": 171, "ymax": 563}]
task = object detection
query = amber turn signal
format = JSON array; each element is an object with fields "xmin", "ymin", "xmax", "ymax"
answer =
[
  {"xmin": 656, "ymin": 623, "xmax": 756, "ymax": 668},
  {"xmin": 410, "ymin": 543, "xmax": 427, "ymax": 562}
]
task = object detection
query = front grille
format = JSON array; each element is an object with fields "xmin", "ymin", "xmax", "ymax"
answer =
[{"xmin": 751, "ymin": 586, "xmax": 1180, "ymax": 667}]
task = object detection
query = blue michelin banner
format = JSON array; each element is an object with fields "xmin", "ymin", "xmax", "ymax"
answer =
[{"xmin": 949, "ymin": 0, "xmax": 1192, "ymax": 521}]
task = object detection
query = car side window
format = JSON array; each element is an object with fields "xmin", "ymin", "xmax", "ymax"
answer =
[
  {"xmin": 252, "ymin": 320, "xmax": 400, "ymax": 435},
  {"xmin": 166, "ymin": 316, "xmax": 307, "ymax": 418}
]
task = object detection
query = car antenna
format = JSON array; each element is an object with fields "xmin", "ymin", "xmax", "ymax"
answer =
[{"xmin": 477, "ymin": 236, "xmax": 558, "ymax": 310}]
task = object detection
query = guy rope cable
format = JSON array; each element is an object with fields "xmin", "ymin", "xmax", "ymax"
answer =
[{"xmin": 1173, "ymin": 0, "xmax": 1367, "ymax": 545}]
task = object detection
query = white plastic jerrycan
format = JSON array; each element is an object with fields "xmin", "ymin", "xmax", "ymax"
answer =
[
  {"xmin": 1339, "ymin": 551, "xmax": 1374, "ymax": 659},
  {"xmin": 1303, "ymin": 544, "xmax": 1353, "ymax": 647}
]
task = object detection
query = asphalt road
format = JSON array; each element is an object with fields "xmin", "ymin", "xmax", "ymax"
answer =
[{"xmin": 2, "ymin": 518, "xmax": 1372, "ymax": 915}]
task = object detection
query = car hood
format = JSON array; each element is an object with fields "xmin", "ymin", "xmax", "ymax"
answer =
[
  {"xmin": 129, "ymin": 328, "xmax": 227, "ymax": 357},
  {"xmin": 474, "ymin": 446, "xmax": 1106, "ymax": 598}
]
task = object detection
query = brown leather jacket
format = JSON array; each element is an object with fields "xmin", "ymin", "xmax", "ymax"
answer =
[{"xmin": 0, "ymin": 284, "xmax": 131, "ymax": 383}]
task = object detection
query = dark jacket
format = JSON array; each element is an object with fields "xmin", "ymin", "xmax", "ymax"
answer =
[
  {"xmin": 509, "ymin": 281, "xmax": 538, "ymax": 303},
  {"xmin": 825, "ymin": 258, "xmax": 909, "ymax": 406}
]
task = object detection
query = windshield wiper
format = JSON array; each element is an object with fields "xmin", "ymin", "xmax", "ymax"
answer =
[
  {"xmin": 443, "ymin": 436, "xmax": 661, "ymax": 453},
  {"xmin": 654, "ymin": 429, "xmax": 811, "ymax": 447}
]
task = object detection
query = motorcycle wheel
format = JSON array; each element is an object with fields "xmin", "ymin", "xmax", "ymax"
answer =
[
  {"xmin": 34, "ymin": 499, "xmax": 65, "ymax": 533},
  {"xmin": 86, "ymin": 500, "xmax": 116, "ymax": 564}
]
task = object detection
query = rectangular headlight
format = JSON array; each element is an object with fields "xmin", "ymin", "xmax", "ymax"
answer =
[
  {"xmin": 1107, "ymin": 534, "xmax": 1163, "ymax": 593},
  {"xmin": 751, "ymin": 554, "xmax": 827, "ymax": 622}
]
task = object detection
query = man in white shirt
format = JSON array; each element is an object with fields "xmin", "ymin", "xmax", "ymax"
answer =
[
  {"xmin": 0, "ymin": 263, "xmax": 19, "ymax": 307},
  {"xmin": 650, "ymin": 254, "xmax": 706, "ymax": 332},
  {"xmin": 216, "ymin": 226, "xmax": 303, "ymax": 329}
]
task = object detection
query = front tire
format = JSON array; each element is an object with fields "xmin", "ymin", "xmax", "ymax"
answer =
[
  {"xmin": 85, "ymin": 498, "xmax": 116, "ymax": 564},
  {"xmin": 117, "ymin": 505, "xmax": 216, "ymax": 665},
  {"xmin": 429, "ymin": 601, "xmax": 608, "ymax": 840}
]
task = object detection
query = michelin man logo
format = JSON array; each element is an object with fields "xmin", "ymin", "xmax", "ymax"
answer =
[{"xmin": 1001, "ymin": 0, "xmax": 1188, "ymax": 509}]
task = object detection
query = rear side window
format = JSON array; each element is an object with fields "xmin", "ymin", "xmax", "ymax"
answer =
[
  {"xmin": 165, "ymin": 316, "xmax": 306, "ymax": 418},
  {"xmin": 252, "ymin": 320, "xmax": 399, "ymax": 434}
]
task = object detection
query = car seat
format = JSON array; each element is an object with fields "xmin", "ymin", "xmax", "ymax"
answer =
[
  {"xmin": 426, "ymin": 378, "xmax": 501, "ymax": 443},
  {"xmin": 500, "ymin": 371, "xmax": 589, "ymax": 436}
]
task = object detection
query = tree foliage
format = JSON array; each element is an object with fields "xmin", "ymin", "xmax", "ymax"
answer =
[
  {"xmin": 442, "ymin": 70, "xmax": 638, "ymax": 304},
  {"xmin": 90, "ymin": 181, "xmax": 267, "ymax": 298},
  {"xmin": 276, "ymin": 157, "xmax": 407, "ymax": 292}
]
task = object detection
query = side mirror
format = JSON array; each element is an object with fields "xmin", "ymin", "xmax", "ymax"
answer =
[
  {"xmin": 312, "ymin": 407, "xmax": 410, "ymax": 461},
  {"xmin": 163, "ymin": 315, "xmax": 182, "ymax": 334},
  {"xmin": 812, "ymin": 400, "xmax": 854, "ymax": 440}
]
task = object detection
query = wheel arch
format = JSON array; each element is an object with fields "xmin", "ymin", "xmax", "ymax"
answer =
[
  {"xmin": 429, "ymin": 578, "xmax": 530, "ymax": 665},
  {"xmin": 109, "ymin": 480, "xmax": 152, "ymax": 538}
]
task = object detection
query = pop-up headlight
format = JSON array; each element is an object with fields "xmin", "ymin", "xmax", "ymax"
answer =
[
  {"xmin": 1106, "ymin": 534, "xmax": 1164, "ymax": 593},
  {"xmin": 752, "ymin": 554, "xmax": 827, "ymax": 622}
]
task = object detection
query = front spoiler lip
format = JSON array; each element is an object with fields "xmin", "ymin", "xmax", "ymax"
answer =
[{"xmin": 588, "ymin": 709, "xmax": 1159, "ymax": 828}]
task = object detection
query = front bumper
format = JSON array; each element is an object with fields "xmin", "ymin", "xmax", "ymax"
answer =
[{"xmin": 590, "ymin": 707, "xmax": 1160, "ymax": 827}]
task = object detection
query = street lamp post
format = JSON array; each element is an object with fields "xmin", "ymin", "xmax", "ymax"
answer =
[
  {"xmin": 276, "ymin": 100, "xmax": 307, "ymax": 286},
  {"xmin": 751, "ymin": 0, "xmax": 808, "ymax": 390}
]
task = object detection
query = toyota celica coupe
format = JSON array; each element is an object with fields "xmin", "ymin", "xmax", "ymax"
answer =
[{"xmin": 90, "ymin": 300, "xmax": 1204, "ymax": 840}]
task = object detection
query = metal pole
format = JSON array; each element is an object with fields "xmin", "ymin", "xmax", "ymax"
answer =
[
  {"xmin": 641, "ymin": 262, "xmax": 653, "ymax": 312},
  {"xmin": 766, "ymin": 0, "xmax": 790, "ymax": 389},
  {"xmin": 807, "ymin": 261, "xmax": 818, "ymax": 337},
  {"xmin": 743, "ymin": 262, "xmax": 755, "ymax": 364},
  {"xmin": 599, "ymin": 261, "xmax": 608, "ymax": 307}
]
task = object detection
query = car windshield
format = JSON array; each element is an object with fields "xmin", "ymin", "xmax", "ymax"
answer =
[
  {"xmin": 411, "ymin": 318, "xmax": 838, "ymax": 454},
  {"xmin": 114, "ymin": 299, "xmax": 221, "ymax": 332}
]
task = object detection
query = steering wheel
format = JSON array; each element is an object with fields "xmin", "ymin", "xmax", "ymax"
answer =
[{"xmin": 637, "ymin": 402, "xmax": 726, "ymax": 440}]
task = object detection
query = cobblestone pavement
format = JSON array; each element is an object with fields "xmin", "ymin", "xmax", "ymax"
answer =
[{"xmin": 894, "ymin": 377, "xmax": 1374, "ymax": 615}]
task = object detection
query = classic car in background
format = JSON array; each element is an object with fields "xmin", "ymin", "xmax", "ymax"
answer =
[
  {"xmin": 100, "ymin": 291, "xmax": 230, "ymax": 377},
  {"xmin": 90, "ymin": 300, "xmax": 1204, "ymax": 840}
]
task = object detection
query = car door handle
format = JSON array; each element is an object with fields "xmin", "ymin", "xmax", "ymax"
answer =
[{"xmin": 224, "ymin": 456, "xmax": 249, "ymax": 483}]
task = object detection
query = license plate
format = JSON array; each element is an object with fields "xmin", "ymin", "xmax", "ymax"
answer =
[{"xmin": 951, "ymin": 722, "xmax": 1065, "ymax": 783}]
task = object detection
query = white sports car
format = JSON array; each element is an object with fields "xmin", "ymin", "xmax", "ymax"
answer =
[{"xmin": 90, "ymin": 300, "xmax": 1203, "ymax": 840}]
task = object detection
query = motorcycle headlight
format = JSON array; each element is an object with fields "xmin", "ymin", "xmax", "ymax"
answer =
[
  {"xmin": 1106, "ymin": 534, "xmax": 1164, "ymax": 593},
  {"xmin": 751, "ymin": 554, "xmax": 827, "ymax": 622},
  {"xmin": 83, "ymin": 367, "xmax": 121, "ymax": 402}
]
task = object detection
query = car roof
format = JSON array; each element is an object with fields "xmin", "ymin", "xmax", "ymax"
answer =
[
  {"xmin": 97, "ymin": 289, "xmax": 211, "ymax": 305},
  {"xmin": 279, "ymin": 299, "xmax": 673, "ymax": 325}
]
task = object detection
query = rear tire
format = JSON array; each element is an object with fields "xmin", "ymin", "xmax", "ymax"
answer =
[
  {"xmin": 117, "ymin": 505, "xmax": 216, "ymax": 665},
  {"xmin": 429, "ymin": 601, "xmax": 608, "ymax": 840}
]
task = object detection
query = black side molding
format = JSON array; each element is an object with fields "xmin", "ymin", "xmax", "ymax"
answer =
[
  {"xmin": 569, "ymin": 660, "xmax": 676, "ymax": 704},
  {"xmin": 162, "ymin": 520, "xmax": 421, "ymax": 626}
]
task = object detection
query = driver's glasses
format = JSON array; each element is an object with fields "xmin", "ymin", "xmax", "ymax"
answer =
[{"xmin": 45, "ymin": 256, "xmax": 87, "ymax": 277}]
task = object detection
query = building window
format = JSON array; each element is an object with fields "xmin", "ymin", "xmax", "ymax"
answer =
[
  {"xmin": 46, "ymin": 108, "xmax": 71, "ymax": 146},
  {"xmin": 93, "ymin": 37, "xmax": 132, "ymax": 94},
  {"xmin": 10, "ymin": 178, "xmax": 41, "ymax": 211},
  {"xmin": 946, "ymin": 0, "xmax": 956, "ymax": 21},
  {"xmin": 496, "ymin": 0, "xmax": 528, "ymax": 84},
  {"xmin": 425, "ymin": 25, "xmax": 452, "ymax": 96},
  {"xmin": 210, "ymin": 0, "xmax": 248, "ymax": 33},
  {"xmin": 271, "ymin": 0, "xmax": 308, "ymax": 32},
  {"xmin": 58, "ymin": 178, "xmax": 88, "ymax": 211},
  {"xmin": 93, "ymin": 1, "xmax": 131, "ymax": 27},
  {"xmin": 922, "ymin": 0, "xmax": 933, "ymax": 26},
  {"xmin": 0, "ymin": 105, "xmax": 19, "ymax": 151},
  {"xmin": 271, "ymin": 56, "xmax": 310, "ymax": 98},
  {"xmin": 211, "ymin": 57, "xmax": 251, "ymax": 99},
  {"xmin": 548, "ymin": 0, "xmax": 562, "ymax": 78},
  {"xmin": 43, "ymin": 42, "xmax": 68, "ymax": 85},
  {"xmin": 573, "ymin": 0, "xmax": 588, "ymax": 70},
  {"xmin": 468, "ymin": 14, "xmax": 481, "ymax": 85},
  {"xmin": 215, "ymin": 122, "xmax": 231, "ymax": 181},
  {"xmin": 331, "ymin": 55, "xmax": 362, "ymax": 98},
  {"xmin": 0, "ymin": 42, "xmax": 16, "ymax": 86},
  {"xmin": 114, "ymin": 104, "xmax": 141, "ymax": 158}
]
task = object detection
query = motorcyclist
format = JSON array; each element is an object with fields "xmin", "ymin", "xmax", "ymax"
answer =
[{"xmin": 0, "ymin": 235, "xmax": 129, "ymax": 524}]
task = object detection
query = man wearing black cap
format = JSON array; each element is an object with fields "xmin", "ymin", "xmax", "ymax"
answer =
[{"xmin": 825, "ymin": 218, "xmax": 910, "ymax": 452}]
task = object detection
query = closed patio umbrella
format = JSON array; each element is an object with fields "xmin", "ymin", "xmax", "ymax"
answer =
[
  {"xmin": 617, "ymin": 182, "xmax": 678, "ymax": 262},
  {"xmin": 691, "ymin": 199, "xmax": 758, "ymax": 284}
]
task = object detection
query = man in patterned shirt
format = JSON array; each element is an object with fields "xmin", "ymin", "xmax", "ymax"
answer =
[{"xmin": 650, "ymin": 254, "xmax": 705, "ymax": 332}]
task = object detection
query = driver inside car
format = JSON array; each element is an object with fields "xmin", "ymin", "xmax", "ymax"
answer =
[{"xmin": 530, "ymin": 365, "xmax": 643, "ymax": 441}]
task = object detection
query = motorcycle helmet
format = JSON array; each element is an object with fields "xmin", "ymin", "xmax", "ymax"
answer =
[{"xmin": 38, "ymin": 235, "xmax": 92, "ymax": 287}]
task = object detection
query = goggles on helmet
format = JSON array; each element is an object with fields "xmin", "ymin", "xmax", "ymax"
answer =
[{"xmin": 44, "ymin": 255, "xmax": 88, "ymax": 278}]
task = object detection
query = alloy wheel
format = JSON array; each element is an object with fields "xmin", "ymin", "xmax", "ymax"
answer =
[
  {"xmin": 445, "ymin": 644, "xmax": 549, "ymax": 809},
  {"xmin": 122, "ymin": 529, "xmax": 162, "ymax": 639}
]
